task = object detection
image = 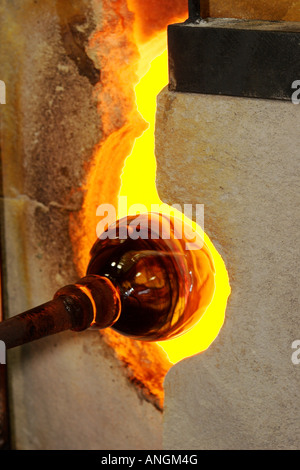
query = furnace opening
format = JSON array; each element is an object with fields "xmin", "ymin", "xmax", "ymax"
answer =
[{"xmin": 70, "ymin": 0, "xmax": 230, "ymax": 409}]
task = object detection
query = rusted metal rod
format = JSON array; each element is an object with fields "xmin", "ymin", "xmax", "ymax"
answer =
[
  {"xmin": 0, "ymin": 241, "xmax": 10, "ymax": 449},
  {"xmin": 0, "ymin": 275, "xmax": 121, "ymax": 350},
  {"xmin": 0, "ymin": 296, "xmax": 91, "ymax": 350},
  {"xmin": 0, "ymin": 365, "xmax": 9, "ymax": 450},
  {"xmin": 0, "ymin": 134, "xmax": 10, "ymax": 449}
]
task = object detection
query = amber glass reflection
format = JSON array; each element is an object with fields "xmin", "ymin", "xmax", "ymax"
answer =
[{"xmin": 87, "ymin": 213, "xmax": 215, "ymax": 341}]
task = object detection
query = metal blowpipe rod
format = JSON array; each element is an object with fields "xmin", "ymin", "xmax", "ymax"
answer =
[{"xmin": 0, "ymin": 275, "xmax": 121, "ymax": 350}]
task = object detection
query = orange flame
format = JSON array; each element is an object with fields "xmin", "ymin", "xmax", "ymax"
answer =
[{"xmin": 70, "ymin": 0, "xmax": 230, "ymax": 406}]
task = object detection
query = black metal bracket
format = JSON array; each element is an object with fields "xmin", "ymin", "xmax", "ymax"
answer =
[
  {"xmin": 187, "ymin": 0, "xmax": 201, "ymax": 22},
  {"xmin": 0, "ymin": 365, "xmax": 10, "ymax": 450},
  {"xmin": 168, "ymin": 18, "xmax": 300, "ymax": 101},
  {"xmin": 0, "ymin": 138, "xmax": 10, "ymax": 450}
]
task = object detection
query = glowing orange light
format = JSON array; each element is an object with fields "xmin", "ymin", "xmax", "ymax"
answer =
[
  {"xmin": 118, "ymin": 11, "xmax": 230, "ymax": 364},
  {"xmin": 71, "ymin": 1, "xmax": 230, "ymax": 405}
]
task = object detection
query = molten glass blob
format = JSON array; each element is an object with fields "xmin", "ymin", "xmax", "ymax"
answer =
[{"xmin": 87, "ymin": 213, "xmax": 215, "ymax": 341}]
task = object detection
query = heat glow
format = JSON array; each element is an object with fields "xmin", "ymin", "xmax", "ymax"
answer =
[
  {"xmin": 71, "ymin": 1, "xmax": 230, "ymax": 406},
  {"xmin": 118, "ymin": 6, "xmax": 230, "ymax": 364}
]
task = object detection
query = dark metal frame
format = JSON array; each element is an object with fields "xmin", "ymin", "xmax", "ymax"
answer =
[
  {"xmin": 169, "ymin": 6, "xmax": 300, "ymax": 101},
  {"xmin": 188, "ymin": 0, "xmax": 201, "ymax": 21},
  {"xmin": 0, "ymin": 102, "xmax": 11, "ymax": 449},
  {"xmin": 0, "ymin": 218, "xmax": 10, "ymax": 450}
]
